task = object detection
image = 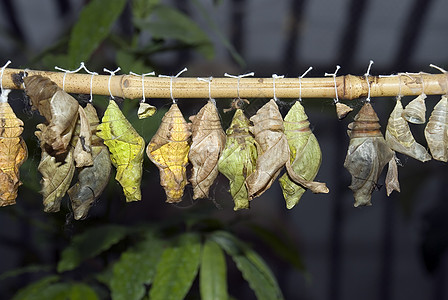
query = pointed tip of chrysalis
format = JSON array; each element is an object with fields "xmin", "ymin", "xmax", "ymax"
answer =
[{"xmin": 335, "ymin": 102, "xmax": 353, "ymax": 119}]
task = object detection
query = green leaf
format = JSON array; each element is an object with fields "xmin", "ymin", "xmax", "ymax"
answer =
[
  {"xmin": 200, "ymin": 240, "xmax": 228, "ymax": 300},
  {"xmin": 68, "ymin": 0, "xmax": 127, "ymax": 67},
  {"xmin": 0, "ymin": 264, "xmax": 52, "ymax": 281},
  {"xmin": 249, "ymin": 224, "xmax": 307, "ymax": 273},
  {"xmin": 149, "ymin": 233, "xmax": 202, "ymax": 300},
  {"xmin": 132, "ymin": 0, "xmax": 160, "ymax": 20},
  {"xmin": 211, "ymin": 231, "xmax": 284, "ymax": 300},
  {"xmin": 12, "ymin": 275, "xmax": 59, "ymax": 300},
  {"xmin": 13, "ymin": 281, "xmax": 99, "ymax": 300},
  {"xmin": 116, "ymin": 50, "xmax": 150, "ymax": 75},
  {"xmin": 58, "ymin": 225, "xmax": 127, "ymax": 272},
  {"xmin": 134, "ymin": 5, "xmax": 214, "ymax": 59},
  {"xmin": 111, "ymin": 235, "xmax": 165, "ymax": 300}
]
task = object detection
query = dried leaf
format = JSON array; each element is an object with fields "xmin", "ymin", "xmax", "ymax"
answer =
[
  {"xmin": 385, "ymin": 153, "xmax": 400, "ymax": 196},
  {"xmin": 68, "ymin": 104, "xmax": 112, "ymax": 220},
  {"xmin": 279, "ymin": 101, "xmax": 325, "ymax": 209},
  {"xmin": 96, "ymin": 100, "xmax": 145, "ymax": 202},
  {"xmin": 385, "ymin": 98, "xmax": 431, "ymax": 162},
  {"xmin": 245, "ymin": 99, "xmax": 289, "ymax": 199},
  {"xmin": 147, "ymin": 103, "xmax": 191, "ymax": 203},
  {"xmin": 71, "ymin": 106, "xmax": 93, "ymax": 167},
  {"xmin": 24, "ymin": 75, "xmax": 79, "ymax": 155},
  {"xmin": 335, "ymin": 102, "xmax": 353, "ymax": 120},
  {"xmin": 344, "ymin": 103, "xmax": 394, "ymax": 207},
  {"xmin": 137, "ymin": 102, "xmax": 157, "ymax": 119},
  {"xmin": 36, "ymin": 124, "xmax": 76, "ymax": 212},
  {"xmin": 218, "ymin": 109, "xmax": 257, "ymax": 210},
  {"xmin": 189, "ymin": 101, "xmax": 226, "ymax": 199},
  {"xmin": 0, "ymin": 102, "xmax": 28, "ymax": 206},
  {"xmin": 402, "ymin": 94, "xmax": 426, "ymax": 124},
  {"xmin": 424, "ymin": 95, "xmax": 448, "ymax": 162}
]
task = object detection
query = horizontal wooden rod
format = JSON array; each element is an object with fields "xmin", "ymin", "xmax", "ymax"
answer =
[{"xmin": 2, "ymin": 68, "xmax": 448, "ymax": 100}]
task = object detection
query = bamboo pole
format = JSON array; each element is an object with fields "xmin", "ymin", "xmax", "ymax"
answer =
[{"xmin": 2, "ymin": 68, "xmax": 448, "ymax": 100}]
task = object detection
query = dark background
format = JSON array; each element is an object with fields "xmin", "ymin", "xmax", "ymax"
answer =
[{"xmin": 1, "ymin": 0, "xmax": 448, "ymax": 299}]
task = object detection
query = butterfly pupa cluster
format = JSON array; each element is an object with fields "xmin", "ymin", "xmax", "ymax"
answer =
[{"xmin": 3, "ymin": 71, "xmax": 447, "ymax": 216}]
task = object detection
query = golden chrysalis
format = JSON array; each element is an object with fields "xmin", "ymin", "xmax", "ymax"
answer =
[
  {"xmin": 189, "ymin": 101, "xmax": 226, "ymax": 199},
  {"xmin": 344, "ymin": 102, "xmax": 394, "ymax": 207},
  {"xmin": 96, "ymin": 100, "xmax": 145, "ymax": 202},
  {"xmin": 146, "ymin": 103, "xmax": 191, "ymax": 203},
  {"xmin": 0, "ymin": 102, "xmax": 28, "ymax": 206}
]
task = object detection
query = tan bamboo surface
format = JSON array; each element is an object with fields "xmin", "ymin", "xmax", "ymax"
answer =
[{"xmin": 2, "ymin": 68, "xmax": 448, "ymax": 100}]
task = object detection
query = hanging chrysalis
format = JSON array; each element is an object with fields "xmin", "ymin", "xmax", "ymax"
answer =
[
  {"xmin": 344, "ymin": 102, "xmax": 394, "ymax": 207},
  {"xmin": 138, "ymin": 102, "xmax": 156, "ymax": 119},
  {"xmin": 385, "ymin": 154, "xmax": 400, "ymax": 196},
  {"xmin": 278, "ymin": 101, "xmax": 325, "ymax": 209},
  {"xmin": 335, "ymin": 102, "xmax": 353, "ymax": 120},
  {"xmin": 36, "ymin": 124, "xmax": 75, "ymax": 212},
  {"xmin": 385, "ymin": 98, "xmax": 431, "ymax": 162},
  {"xmin": 68, "ymin": 104, "xmax": 112, "ymax": 220},
  {"xmin": 147, "ymin": 103, "xmax": 191, "ymax": 203},
  {"xmin": 218, "ymin": 109, "xmax": 257, "ymax": 210},
  {"xmin": 70, "ymin": 106, "xmax": 94, "ymax": 167},
  {"xmin": 424, "ymin": 95, "xmax": 448, "ymax": 162},
  {"xmin": 245, "ymin": 99, "xmax": 328, "ymax": 200},
  {"xmin": 96, "ymin": 100, "xmax": 145, "ymax": 202},
  {"xmin": 189, "ymin": 101, "xmax": 226, "ymax": 199},
  {"xmin": 245, "ymin": 100, "xmax": 290, "ymax": 199},
  {"xmin": 24, "ymin": 75, "xmax": 79, "ymax": 155},
  {"xmin": 0, "ymin": 101, "xmax": 28, "ymax": 206},
  {"xmin": 402, "ymin": 94, "xmax": 426, "ymax": 124}
]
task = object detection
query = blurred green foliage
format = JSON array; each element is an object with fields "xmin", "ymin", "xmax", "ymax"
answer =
[{"xmin": 1, "ymin": 1, "xmax": 306, "ymax": 299}]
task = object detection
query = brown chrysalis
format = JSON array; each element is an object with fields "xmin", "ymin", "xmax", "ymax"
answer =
[
  {"xmin": 68, "ymin": 104, "xmax": 112, "ymax": 220},
  {"xmin": 189, "ymin": 101, "xmax": 226, "ymax": 199},
  {"xmin": 344, "ymin": 102, "xmax": 394, "ymax": 207},
  {"xmin": 24, "ymin": 75, "xmax": 79, "ymax": 155}
]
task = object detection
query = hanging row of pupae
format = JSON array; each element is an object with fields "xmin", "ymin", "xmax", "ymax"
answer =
[{"xmin": 0, "ymin": 61, "xmax": 447, "ymax": 220}]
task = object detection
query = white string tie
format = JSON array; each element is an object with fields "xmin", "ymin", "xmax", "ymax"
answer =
[
  {"xmin": 55, "ymin": 63, "xmax": 84, "ymax": 91},
  {"xmin": 272, "ymin": 74, "xmax": 284, "ymax": 101},
  {"xmin": 0, "ymin": 60, "xmax": 11, "ymax": 103},
  {"xmin": 325, "ymin": 65, "xmax": 341, "ymax": 103},
  {"xmin": 364, "ymin": 60, "xmax": 374, "ymax": 102},
  {"xmin": 103, "ymin": 67, "xmax": 121, "ymax": 99},
  {"xmin": 224, "ymin": 72, "xmax": 254, "ymax": 99},
  {"xmin": 158, "ymin": 67, "xmax": 187, "ymax": 103},
  {"xmin": 79, "ymin": 62, "xmax": 98, "ymax": 102},
  {"xmin": 430, "ymin": 64, "xmax": 448, "ymax": 95},
  {"xmin": 130, "ymin": 71, "xmax": 156, "ymax": 103},
  {"xmin": 197, "ymin": 76, "xmax": 215, "ymax": 105},
  {"xmin": 299, "ymin": 66, "xmax": 313, "ymax": 101}
]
